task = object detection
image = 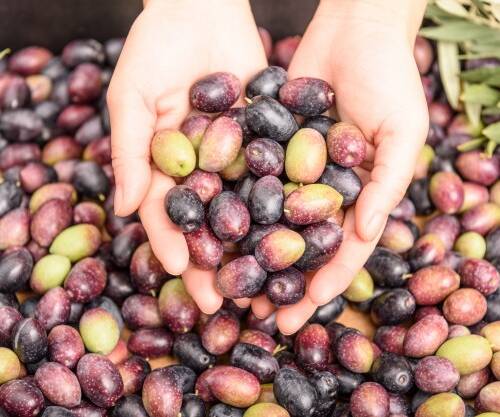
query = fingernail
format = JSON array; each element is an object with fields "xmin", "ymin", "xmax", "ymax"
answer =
[
  {"xmin": 365, "ymin": 211, "xmax": 385, "ymax": 241},
  {"xmin": 114, "ymin": 185, "xmax": 123, "ymax": 215}
]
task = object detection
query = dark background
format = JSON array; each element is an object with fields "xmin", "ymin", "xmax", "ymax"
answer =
[{"xmin": 1, "ymin": 0, "xmax": 319, "ymax": 51}]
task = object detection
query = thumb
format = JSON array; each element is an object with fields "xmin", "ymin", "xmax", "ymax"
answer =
[
  {"xmin": 355, "ymin": 115, "xmax": 428, "ymax": 241},
  {"xmin": 108, "ymin": 87, "xmax": 155, "ymax": 216}
]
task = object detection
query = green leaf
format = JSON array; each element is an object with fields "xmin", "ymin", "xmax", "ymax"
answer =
[
  {"xmin": 482, "ymin": 121, "xmax": 500, "ymax": 144},
  {"xmin": 465, "ymin": 98, "xmax": 483, "ymax": 131},
  {"xmin": 485, "ymin": 139, "xmax": 497, "ymax": 156},
  {"xmin": 435, "ymin": 0, "xmax": 469, "ymax": 17},
  {"xmin": 460, "ymin": 67, "xmax": 500, "ymax": 83},
  {"xmin": 438, "ymin": 41, "xmax": 462, "ymax": 109},
  {"xmin": 461, "ymin": 83, "xmax": 500, "ymax": 106},
  {"xmin": 457, "ymin": 138, "xmax": 487, "ymax": 152},
  {"xmin": 483, "ymin": 106, "xmax": 500, "ymax": 116},
  {"xmin": 470, "ymin": 0, "xmax": 489, "ymax": 17},
  {"xmin": 0, "ymin": 49, "xmax": 10, "ymax": 60},
  {"xmin": 420, "ymin": 21, "xmax": 499, "ymax": 41}
]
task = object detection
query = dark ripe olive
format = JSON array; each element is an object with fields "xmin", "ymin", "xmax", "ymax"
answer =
[
  {"xmin": 68, "ymin": 63, "xmax": 102, "ymax": 104},
  {"xmin": 189, "ymin": 72, "xmax": 240, "ymax": 113},
  {"xmin": 274, "ymin": 367, "xmax": 317, "ymax": 417},
  {"xmin": 335, "ymin": 330, "xmax": 374, "ymax": 374},
  {"xmin": 309, "ymin": 295, "xmax": 346, "ymax": 325},
  {"xmin": 19, "ymin": 297, "xmax": 39, "ymax": 318},
  {"xmin": 245, "ymin": 95, "xmax": 298, "ymax": 142},
  {"xmin": 104, "ymin": 271, "xmax": 135, "ymax": 305},
  {"xmin": 57, "ymin": 104, "xmax": 95, "ymax": 132},
  {"xmin": 0, "ymin": 109, "xmax": 43, "ymax": 142},
  {"xmin": 130, "ymin": 241, "xmax": 169, "ymax": 295},
  {"xmin": 76, "ymin": 115, "xmax": 104, "ymax": 145},
  {"xmin": 105, "ymin": 210, "xmax": 137, "ymax": 237},
  {"xmin": 208, "ymin": 404, "xmax": 243, "ymax": 417},
  {"xmin": 111, "ymin": 223, "xmax": 147, "ymax": 267},
  {"xmin": 364, "ymin": 247, "xmax": 410, "ymax": 288},
  {"xmin": 234, "ymin": 174, "xmax": 257, "ymax": 204},
  {"xmin": 111, "ymin": 395, "xmax": 148, "ymax": 417},
  {"xmin": 184, "ymin": 223, "xmax": 223, "ymax": 270},
  {"xmin": 0, "ymin": 293, "xmax": 19, "ymax": 309},
  {"xmin": 48, "ymin": 324, "xmax": 85, "ymax": 369},
  {"xmin": 62, "ymin": 39, "xmax": 106, "ymax": 67},
  {"xmin": 423, "ymin": 214, "xmax": 460, "ymax": 251},
  {"xmin": 295, "ymin": 324, "xmax": 331, "ymax": 371},
  {"xmin": 0, "ymin": 180, "xmax": 23, "ymax": 217},
  {"xmin": 0, "ymin": 379, "xmax": 44, "ymax": 417},
  {"xmin": 19, "ymin": 162, "xmax": 57, "ymax": 193},
  {"xmin": 374, "ymin": 325, "xmax": 407, "ymax": 356},
  {"xmin": 246, "ymin": 311, "xmax": 278, "ymax": 335},
  {"xmin": 2, "ymin": 76, "xmax": 31, "ymax": 110},
  {"xmin": 371, "ymin": 289, "xmax": 416, "ymax": 326},
  {"xmin": 64, "ymin": 257, "xmax": 106, "ymax": 303},
  {"xmin": 279, "ymin": 77, "xmax": 334, "ymax": 117},
  {"xmin": 34, "ymin": 287, "xmax": 71, "ymax": 330},
  {"xmin": 71, "ymin": 400, "xmax": 108, "ymax": 417},
  {"xmin": 172, "ymin": 332, "xmax": 216, "ymax": 374},
  {"xmin": 121, "ymin": 294, "xmax": 161, "ymax": 330},
  {"xmin": 164, "ymin": 185, "xmax": 204, "ymax": 233},
  {"xmin": 220, "ymin": 107, "xmax": 254, "ymax": 143},
  {"xmin": 30, "ymin": 199, "xmax": 73, "ymax": 249},
  {"xmin": 229, "ymin": 343, "xmax": 279, "ymax": 383},
  {"xmin": 326, "ymin": 364, "xmax": 366, "ymax": 397},
  {"xmin": 104, "ymin": 38, "xmax": 125, "ymax": 67},
  {"xmin": 8, "ymin": 46, "xmax": 53, "ymax": 75},
  {"xmin": 350, "ymin": 382, "xmax": 389, "ymax": 417},
  {"xmin": 34, "ymin": 361, "xmax": 81, "ymax": 407},
  {"xmin": 409, "ymin": 178, "xmax": 433, "ymax": 215},
  {"xmin": 142, "ymin": 368, "xmax": 183, "ymax": 417},
  {"xmin": 310, "ymin": 371, "xmax": 339, "ymax": 416},
  {"xmin": 77, "ymin": 353, "xmax": 124, "ymax": 408},
  {"xmin": 0, "ymin": 143, "xmax": 41, "ymax": 171},
  {"xmin": 295, "ymin": 221, "xmax": 343, "ymax": 271},
  {"xmin": 128, "ymin": 328, "xmax": 174, "ymax": 358},
  {"xmin": 408, "ymin": 233, "xmax": 446, "ymax": 271},
  {"xmin": 319, "ymin": 163, "xmax": 362, "ymax": 207},
  {"xmin": 245, "ymin": 138, "xmax": 284, "ymax": 177},
  {"xmin": 391, "ymin": 197, "xmax": 416, "ymax": 221},
  {"xmin": 73, "ymin": 161, "xmax": 110, "ymax": 200},
  {"xmin": 371, "ymin": 353, "xmax": 414, "ymax": 394},
  {"xmin": 302, "ymin": 115, "xmax": 336, "ymax": 137},
  {"xmin": 162, "ymin": 365, "xmax": 196, "ymax": 395},
  {"xmin": 208, "ymin": 192, "xmax": 250, "ymax": 242},
  {"xmin": 265, "ymin": 267, "xmax": 305, "ymax": 306},
  {"xmin": 183, "ymin": 169, "xmax": 222, "ymax": 205},
  {"xmin": 117, "ymin": 356, "xmax": 150, "ymax": 396},
  {"xmin": 12, "ymin": 318, "xmax": 48, "ymax": 364},
  {"xmin": 486, "ymin": 227, "xmax": 500, "ymax": 261},
  {"xmin": 180, "ymin": 393, "xmax": 205, "ymax": 417},
  {"xmin": 0, "ymin": 247, "xmax": 33, "ymax": 293},
  {"xmin": 51, "ymin": 78, "xmax": 70, "ymax": 107},
  {"xmin": 0, "ymin": 306, "xmax": 22, "ymax": 346},
  {"xmin": 248, "ymin": 175, "xmax": 284, "ymax": 224},
  {"xmin": 246, "ymin": 66, "xmax": 288, "ymax": 99},
  {"xmin": 42, "ymin": 406, "xmax": 74, "ymax": 417},
  {"xmin": 201, "ymin": 310, "xmax": 240, "ymax": 355},
  {"xmin": 487, "ymin": 289, "xmax": 500, "ymax": 322}
]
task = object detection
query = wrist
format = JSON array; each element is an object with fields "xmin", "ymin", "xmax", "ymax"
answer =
[{"xmin": 316, "ymin": 0, "xmax": 427, "ymax": 44}]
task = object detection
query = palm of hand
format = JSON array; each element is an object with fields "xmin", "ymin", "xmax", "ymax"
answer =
[
  {"xmin": 108, "ymin": 2, "xmax": 267, "ymax": 314},
  {"xmin": 250, "ymin": 21, "xmax": 428, "ymax": 334}
]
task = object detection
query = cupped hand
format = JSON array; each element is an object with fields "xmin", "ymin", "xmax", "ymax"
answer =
[
  {"xmin": 251, "ymin": 0, "xmax": 429, "ymax": 334},
  {"xmin": 107, "ymin": 0, "xmax": 267, "ymax": 314}
]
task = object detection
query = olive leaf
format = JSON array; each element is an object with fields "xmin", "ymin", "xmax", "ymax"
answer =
[
  {"xmin": 438, "ymin": 41, "xmax": 462, "ymax": 109},
  {"xmin": 457, "ymin": 137, "xmax": 487, "ymax": 152},
  {"xmin": 492, "ymin": 4, "xmax": 500, "ymax": 22},
  {"xmin": 483, "ymin": 106, "xmax": 500, "ymax": 115},
  {"xmin": 460, "ymin": 67, "xmax": 500, "ymax": 83},
  {"xmin": 465, "ymin": 98, "xmax": 483, "ymax": 130},
  {"xmin": 420, "ymin": 21, "xmax": 499, "ymax": 41},
  {"xmin": 482, "ymin": 121, "xmax": 500, "ymax": 144},
  {"xmin": 0, "ymin": 49, "xmax": 10, "ymax": 60},
  {"xmin": 436, "ymin": 0, "xmax": 469, "ymax": 17},
  {"xmin": 485, "ymin": 139, "xmax": 497, "ymax": 156},
  {"xmin": 461, "ymin": 83, "xmax": 500, "ymax": 106}
]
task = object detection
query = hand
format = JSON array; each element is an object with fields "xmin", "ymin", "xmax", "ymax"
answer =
[
  {"xmin": 107, "ymin": 0, "xmax": 267, "ymax": 313},
  {"xmin": 251, "ymin": 0, "xmax": 429, "ymax": 334}
]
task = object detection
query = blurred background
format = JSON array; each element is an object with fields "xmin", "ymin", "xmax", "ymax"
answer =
[{"xmin": 1, "ymin": 0, "xmax": 319, "ymax": 50}]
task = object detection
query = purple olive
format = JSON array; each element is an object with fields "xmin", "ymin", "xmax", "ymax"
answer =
[
  {"xmin": 127, "ymin": 328, "xmax": 174, "ymax": 358},
  {"xmin": 208, "ymin": 192, "xmax": 250, "ymax": 242},
  {"xmin": 190, "ymin": 72, "xmax": 240, "ymax": 113},
  {"xmin": 0, "ymin": 379, "xmax": 45, "ymax": 417},
  {"xmin": 117, "ymin": 356, "xmax": 151, "ymax": 396},
  {"xmin": 48, "ymin": 325, "xmax": 85, "ymax": 369},
  {"xmin": 121, "ymin": 294, "xmax": 162, "ymax": 330},
  {"xmin": 279, "ymin": 77, "xmax": 334, "ymax": 117},
  {"xmin": 265, "ymin": 267, "xmax": 305, "ymax": 306},
  {"xmin": 64, "ymin": 257, "xmax": 107, "ymax": 303},
  {"xmin": 35, "ymin": 362, "xmax": 81, "ymax": 407},
  {"xmin": 34, "ymin": 287, "xmax": 71, "ymax": 330},
  {"xmin": 12, "ymin": 318, "xmax": 48, "ymax": 364},
  {"xmin": 201, "ymin": 310, "xmax": 240, "ymax": 355}
]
